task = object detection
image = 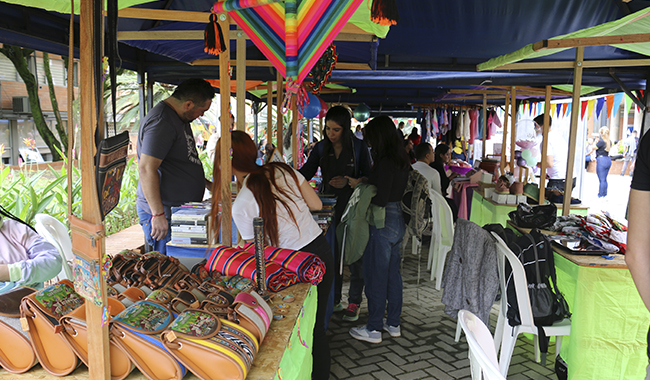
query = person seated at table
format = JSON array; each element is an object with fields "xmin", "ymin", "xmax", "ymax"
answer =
[
  {"xmin": 412, "ymin": 142, "xmax": 442, "ymax": 195},
  {"xmin": 0, "ymin": 207, "xmax": 62, "ymax": 293},
  {"xmin": 430, "ymin": 143, "xmax": 459, "ymax": 221},
  {"xmin": 211, "ymin": 131, "xmax": 334, "ymax": 380}
]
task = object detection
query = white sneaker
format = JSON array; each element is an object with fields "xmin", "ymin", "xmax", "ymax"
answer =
[
  {"xmin": 349, "ymin": 325, "xmax": 382, "ymax": 344},
  {"xmin": 382, "ymin": 318, "xmax": 401, "ymax": 338}
]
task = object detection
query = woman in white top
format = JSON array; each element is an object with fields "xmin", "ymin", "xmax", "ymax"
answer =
[{"xmin": 211, "ymin": 131, "xmax": 333, "ymax": 380}]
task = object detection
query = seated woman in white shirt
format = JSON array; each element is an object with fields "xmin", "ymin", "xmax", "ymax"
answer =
[
  {"xmin": 210, "ymin": 131, "xmax": 334, "ymax": 380},
  {"xmin": 0, "ymin": 210, "xmax": 62, "ymax": 293}
]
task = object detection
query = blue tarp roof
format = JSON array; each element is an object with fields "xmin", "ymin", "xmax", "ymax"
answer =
[{"xmin": 1, "ymin": 0, "xmax": 649, "ymax": 115}]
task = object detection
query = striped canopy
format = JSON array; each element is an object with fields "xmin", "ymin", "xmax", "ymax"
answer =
[{"xmin": 213, "ymin": 0, "xmax": 363, "ymax": 84}]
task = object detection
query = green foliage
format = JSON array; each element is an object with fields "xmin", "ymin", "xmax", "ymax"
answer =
[{"xmin": 0, "ymin": 157, "xmax": 140, "ymax": 236}]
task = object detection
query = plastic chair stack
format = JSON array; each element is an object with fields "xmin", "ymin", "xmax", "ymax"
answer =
[
  {"xmin": 428, "ymin": 190, "xmax": 454, "ymax": 289},
  {"xmin": 458, "ymin": 309, "xmax": 506, "ymax": 380},
  {"xmin": 34, "ymin": 213, "xmax": 74, "ymax": 281},
  {"xmin": 490, "ymin": 232, "xmax": 571, "ymax": 377}
]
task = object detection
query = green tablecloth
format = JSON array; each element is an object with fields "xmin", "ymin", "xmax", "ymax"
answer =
[
  {"xmin": 469, "ymin": 191, "xmax": 588, "ymax": 227},
  {"xmin": 555, "ymin": 255, "xmax": 650, "ymax": 380}
]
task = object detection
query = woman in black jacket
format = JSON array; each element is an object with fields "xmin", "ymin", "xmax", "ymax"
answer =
[{"xmin": 299, "ymin": 106, "xmax": 371, "ymax": 322}]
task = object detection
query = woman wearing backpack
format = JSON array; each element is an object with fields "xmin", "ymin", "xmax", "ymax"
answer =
[
  {"xmin": 346, "ymin": 115, "xmax": 410, "ymax": 343},
  {"xmin": 299, "ymin": 106, "xmax": 372, "ymax": 322}
]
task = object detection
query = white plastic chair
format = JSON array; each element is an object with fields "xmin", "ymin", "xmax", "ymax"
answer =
[
  {"xmin": 490, "ymin": 232, "xmax": 571, "ymax": 377},
  {"xmin": 458, "ymin": 310, "xmax": 507, "ymax": 380},
  {"xmin": 428, "ymin": 190, "xmax": 454, "ymax": 289},
  {"xmin": 34, "ymin": 213, "xmax": 74, "ymax": 281}
]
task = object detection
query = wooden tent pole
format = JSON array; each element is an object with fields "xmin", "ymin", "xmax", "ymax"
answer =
[
  {"xmin": 266, "ymin": 81, "xmax": 272, "ymax": 144},
  {"xmin": 482, "ymin": 94, "xmax": 487, "ymax": 159},
  {"xmin": 510, "ymin": 86, "xmax": 517, "ymax": 171},
  {"xmin": 236, "ymin": 27, "xmax": 246, "ymax": 131},
  {"xmin": 67, "ymin": 0, "xmax": 74, "ymax": 216},
  {"xmin": 539, "ymin": 85, "xmax": 552, "ymax": 204},
  {"xmin": 276, "ymin": 71, "xmax": 283, "ymax": 155},
  {"xmin": 500, "ymin": 91, "xmax": 511, "ymax": 173},
  {"xmin": 218, "ymin": 13, "xmax": 232, "ymax": 246},
  {"xmin": 563, "ymin": 47, "xmax": 584, "ymax": 215},
  {"xmin": 79, "ymin": 0, "xmax": 110, "ymax": 378},
  {"xmin": 292, "ymin": 97, "xmax": 298, "ymax": 168}
]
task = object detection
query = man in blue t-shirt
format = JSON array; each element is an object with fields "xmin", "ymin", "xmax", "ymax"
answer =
[{"xmin": 136, "ymin": 78, "xmax": 215, "ymax": 254}]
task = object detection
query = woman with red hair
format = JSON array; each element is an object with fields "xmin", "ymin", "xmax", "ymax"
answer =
[{"xmin": 211, "ymin": 130, "xmax": 334, "ymax": 380}]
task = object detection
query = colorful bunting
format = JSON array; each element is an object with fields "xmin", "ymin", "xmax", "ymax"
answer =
[
  {"xmin": 556, "ymin": 103, "xmax": 561, "ymax": 118},
  {"xmin": 562, "ymin": 102, "xmax": 569, "ymax": 118},
  {"xmin": 551, "ymin": 104, "xmax": 557, "ymax": 117},
  {"xmin": 588, "ymin": 99, "xmax": 595, "ymax": 118},
  {"xmin": 605, "ymin": 95, "xmax": 614, "ymax": 119},
  {"xmin": 595, "ymin": 98, "xmax": 605, "ymax": 119},
  {"xmin": 612, "ymin": 93, "xmax": 623, "ymax": 118},
  {"xmin": 581, "ymin": 101, "xmax": 588, "ymax": 120}
]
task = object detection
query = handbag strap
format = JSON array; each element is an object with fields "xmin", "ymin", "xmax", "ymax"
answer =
[{"xmin": 526, "ymin": 234, "xmax": 543, "ymax": 286}]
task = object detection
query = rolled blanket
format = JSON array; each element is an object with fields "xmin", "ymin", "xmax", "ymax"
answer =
[
  {"xmin": 205, "ymin": 246, "xmax": 299, "ymax": 292},
  {"xmin": 243, "ymin": 244, "xmax": 325, "ymax": 285}
]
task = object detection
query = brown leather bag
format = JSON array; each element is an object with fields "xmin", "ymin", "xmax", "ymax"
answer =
[
  {"xmin": 19, "ymin": 279, "xmax": 84, "ymax": 376},
  {"xmin": 60, "ymin": 297, "xmax": 134, "ymax": 380},
  {"xmin": 0, "ymin": 287, "xmax": 38, "ymax": 374},
  {"xmin": 110, "ymin": 300, "xmax": 186, "ymax": 380},
  {"xmin": 161, "ymin": 309, "xmax": 259, "ymax": 380}
]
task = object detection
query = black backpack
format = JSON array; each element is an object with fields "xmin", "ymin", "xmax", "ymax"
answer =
[{"xmin": 503, "ymin": 228, "xmax": 571, "ymax": 363}]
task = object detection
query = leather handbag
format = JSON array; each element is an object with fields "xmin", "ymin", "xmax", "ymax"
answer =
[
  {"xmin": 229, "ymin": 291, "xmax": 273, "ymax": 344},
  {"xmin": 161, "ymin": 309, "xmax": 259, "ymax": 380},
  {"xmin": 95, "ymin": 130, "xmax": 129, "ymax": 219},
  {"xmin": 110, "ymin": 301, "xmax": 186, "ymax": 380},
  {"xmin": 508, "ymin": 202, "xmax": 557, "ymax": 229},
  {"xmin": 0, "ymin": 287, "xmax": 38, "ymax": 373},
  {"xmin": 59, "ymin": 297, "xmax": 134, "ymax": 380},
  {"xmin": 19, "ymin": 279, "xmax": 84, "ymax": 376}
]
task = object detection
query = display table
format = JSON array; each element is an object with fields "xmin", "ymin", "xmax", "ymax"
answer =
[
  {"xmin": 469, "ymin": 189, "xmax": 589, "ymax": 227},
  {"xmin": 507, "ymin": 223, "xmax": 649, "ymax": 380},
  {"xmin": 451, "ymin": 181, "xmax": 479, "ymax": 220},
  {"xmin": 1, "ymin": 283, "xmax": 316, "ymax": 380}
]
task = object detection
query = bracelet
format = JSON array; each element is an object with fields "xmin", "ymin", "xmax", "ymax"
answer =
[{"xmin": 151, "ymin": 212, "xmax": 165, "ymax": 220}]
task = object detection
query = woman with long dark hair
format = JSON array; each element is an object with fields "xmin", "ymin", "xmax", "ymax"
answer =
[
  {"xmin": 299, "ymin": 105, "xmax": 371, "ymax": 322},
  {"xmin": 346, "ymin": 115, "xmax": 410, "ymax": 344},
  {"xmin": 211, "ymin": 131, "xmax": 333, "ymax": 380}
]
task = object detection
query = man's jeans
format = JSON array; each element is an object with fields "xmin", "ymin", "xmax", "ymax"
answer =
[
  {"xmin": 363, "ymin": 202, "xmax": 405, "ymax": 332},
  {"xmin": 137, "ymin": 206, "xmax": 171, "ymax": 254}
]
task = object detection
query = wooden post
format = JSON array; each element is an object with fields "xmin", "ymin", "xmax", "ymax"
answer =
[
  {"xmin": 266, "ymin": 81, "xmax": 272, "ymax": 144},
  {"xmin": 500, "ymin": 91, "xmax": 511, "ymax": 173},
  {"xmin": 236, "ymin": 27, "xmax": 246, "ymax": 131},
  {"xmin": 292, "ymin": 96, "xmax": 298, "ymax": 168},
  {"xmin": 482, "ymin": 94, "xmax": 487, "ymax": 159},
  {"xmin": 539, "ymin": 85, "xmax": 552, "ymax": 205},
  {"xmin": 218, "ymin": 13, "xmax": 232, "ymax": 246},
  {"xmin": 510, "ymin": 86, "xmax": 517, "ymax": 172},
  {"xmin": 67, "ymin": 0, "xmax": 74, "ymax": 216},
  {"xmin": 563, "ymin": 47, "xmax": 584, "ymax": 215},
  {"xmin": 79, "ymin": 0, "xmax": 110, "ymax": 378},
  {"xmin": 276, "ymin": 71, "xmax": 283, "ymax": 155}
]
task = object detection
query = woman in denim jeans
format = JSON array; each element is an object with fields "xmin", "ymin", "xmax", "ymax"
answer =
[{"xmin": 346, "ymin": 115, "xmax": 410, "ymax": 344}]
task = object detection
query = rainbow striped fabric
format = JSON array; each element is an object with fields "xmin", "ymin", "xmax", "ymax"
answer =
[{"xmin": 212, "ymin": 0, "xmax": 363, "ymax": 84}]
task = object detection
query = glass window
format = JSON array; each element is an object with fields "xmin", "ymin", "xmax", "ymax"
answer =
[{"xmin": 0, "ymin": 119, "xmax": 9, "ymax": 162}]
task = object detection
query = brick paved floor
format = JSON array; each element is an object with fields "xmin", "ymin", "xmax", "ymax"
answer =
[{"xmin": 327, "ymin": 251, "xmax": 558, "ymax": 380}]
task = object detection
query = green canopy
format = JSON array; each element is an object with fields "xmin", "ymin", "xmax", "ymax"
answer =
[{"xmin": 478, "ymin": 7, "xmax": 650, "ymax": 71}]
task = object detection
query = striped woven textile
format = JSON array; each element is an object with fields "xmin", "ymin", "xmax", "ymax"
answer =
[
  {"xmin": 212, "ymin": 0, "xmax": 363, "ymax": 84},
  {"xmin": 243, "ymin": 244, "xmax": 325, "ymax": 285},
  {"xmin": 205, "ymin": 246, "xmax": 299, "ymax": 292}
]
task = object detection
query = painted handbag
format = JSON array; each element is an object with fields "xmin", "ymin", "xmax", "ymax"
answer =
[
  {"xmin": 0, "ymin": 287, "xmax": 38, "ymax": 374},
  {"xmin": 59, "ymin": 297, "xmax": 134, "ymax": 380},
  {"xmin": 229, "ymin": 291, "xmax": 273, "ymax": 344},
  {"xmin": 110, "ymin": 301, "xmax": 186, "ymax": 380},
  {"xmin": 161, "ymin": 309, "xmax": 259, "ymax": 380},
  {"xmin": 19, "ymin": 279, "xmax": 85, "ymax": 376}
]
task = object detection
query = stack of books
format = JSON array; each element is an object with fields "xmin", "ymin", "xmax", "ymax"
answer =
[
  {"xmin": 311, "ymin": 195, "xmax": 336, "ymax": 232},
  {"xmin": 170, "ymin": 203, "xmax": 211, "ymax": 245}
]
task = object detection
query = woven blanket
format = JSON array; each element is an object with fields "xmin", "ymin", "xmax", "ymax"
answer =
[
  {"xmin": 205, "ymin": 246, "xmax": 299, "ymax": 292},
  {"xmin": 243, "ymin": 244, "xmax": 325, "ymax": 285}
]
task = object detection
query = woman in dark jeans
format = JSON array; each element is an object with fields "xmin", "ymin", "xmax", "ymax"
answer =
[
  {"xmin": 588, "ymin": 127, "xmax": 612, "ymax": 198},
  {"xmin": 347, "ymin": 115, "xmax": 410, "ymax": 344}
]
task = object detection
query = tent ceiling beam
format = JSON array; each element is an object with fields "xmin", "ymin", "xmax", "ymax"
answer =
[
  {"xmin": 117, "ymin": 8, "xmax": 373, "ymax": 35},
  {"xmin": 117, "ymin": 30, "xmax": 376, "ymax": 42},
  {"xmin": 610, "ymin": 69, "xmax": 646, "ymax": 110},
  {"xmin": 447, "ymin": 88, "xmax": 571, "ymax": 96},
  {"xmin": 484, "ymin": 58, "xmax": 650, "ymax": 71},
  {"xmin": 190, "ymin": 58, "xmax": 370, "ymax": 71},
  {"xmin": 533, "ymin": 32, "xmax": 650, "ymax": 51}
]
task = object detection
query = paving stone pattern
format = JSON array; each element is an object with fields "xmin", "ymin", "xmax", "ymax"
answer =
[{"xmin": 327, "ymin": 252, "xmax": 558, "ymax": 380}]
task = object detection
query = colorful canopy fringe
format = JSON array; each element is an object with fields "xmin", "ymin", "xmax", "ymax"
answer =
[
  {"xmin": 243, "ymin": 243, "xmax": 325, "ymax": 285},
  {"xmin": 212, "ymin": 0, "xmax": 363, "ymax": 84},
  {"xmin": 206, "ymin": 246, "xmax": 299, "ymax": 292}
]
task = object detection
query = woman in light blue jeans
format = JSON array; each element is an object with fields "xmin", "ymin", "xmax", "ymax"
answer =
[{"xmin": 588, "ymin": 127, "xmax": 612, "ymax": 198}]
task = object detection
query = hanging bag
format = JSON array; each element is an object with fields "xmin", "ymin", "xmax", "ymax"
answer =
[{"xmin": 95, "ymin": 130, "xmax": 130, "ymax": 219}]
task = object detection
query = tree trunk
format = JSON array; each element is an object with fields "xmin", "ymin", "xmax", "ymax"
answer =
[
  {"xmin": 43, "ymin": 52, "xmax": 68, "ymax": 154},
  {"xmin": 0, "ymin": 46, "xmax": 63, "ymax": 161}
]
